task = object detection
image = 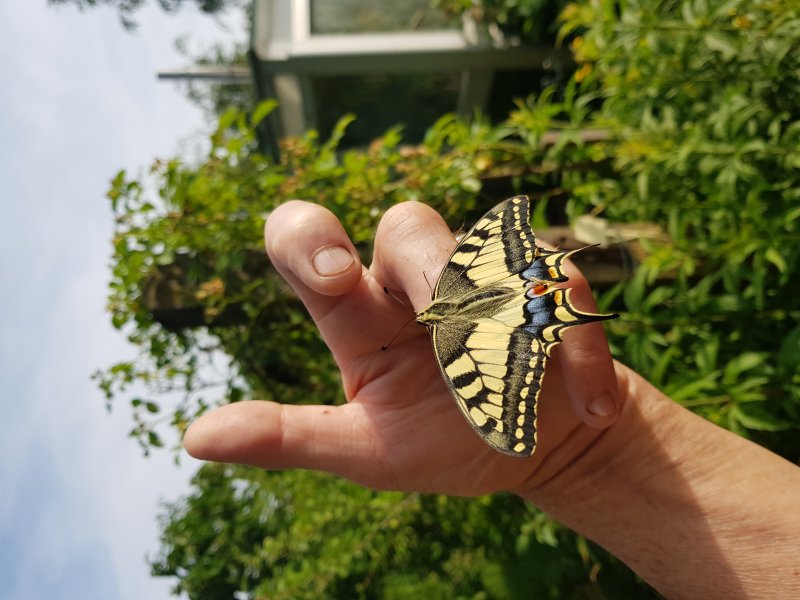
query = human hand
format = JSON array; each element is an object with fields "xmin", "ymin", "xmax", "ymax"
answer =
[{"xmin": 184, "ymin": 200, "xmax": 622, "ymax": 497}]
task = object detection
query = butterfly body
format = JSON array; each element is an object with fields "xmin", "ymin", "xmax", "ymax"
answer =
[{"xmin": 416, "ymin": 196, "xmax": 616, "ymax": 457}]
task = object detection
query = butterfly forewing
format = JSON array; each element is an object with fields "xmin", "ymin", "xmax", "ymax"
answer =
[{"xmin": 434, "ymin": 197, "xmax": 538, "ymax": 298}]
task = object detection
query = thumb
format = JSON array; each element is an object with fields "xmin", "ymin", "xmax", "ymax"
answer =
[
  {"xmin": 183, "ymin": 401, "xmax": 396, "ymax": 489},
  {"xmin": 554, "ymin": 274, "xmax": 621, "ymax": 429}
]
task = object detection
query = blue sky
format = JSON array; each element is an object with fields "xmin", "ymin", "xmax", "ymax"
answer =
[{"xmin": 0, "ymin": 2, "xmax": 242, "ymax": 597}]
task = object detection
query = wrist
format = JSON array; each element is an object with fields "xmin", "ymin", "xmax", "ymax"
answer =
[
  {"xmin": 516, "ymin": 362, "xmax": 800, "ymax": 598},
  {"xmin": 518, "ymin": 361, "xmax": 684, "ymax": 508}
]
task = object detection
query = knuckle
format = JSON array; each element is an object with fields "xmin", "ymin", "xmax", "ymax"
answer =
[
  {"xmin": 379, "ymin": 202, "xmax": 424, "ymax": 237},
  {"xmin": 378, "ymin": 202, "xmax": 447, "ymax": 251}
]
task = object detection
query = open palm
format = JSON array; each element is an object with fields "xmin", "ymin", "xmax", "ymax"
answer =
[{"xmin": 185, "ymin": 200, "xmax": 622, "ymax": 497}]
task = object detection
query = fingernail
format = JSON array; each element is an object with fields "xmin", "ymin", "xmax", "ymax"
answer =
[
  {"xmin": 587, "ymin": 392, "xmax": 616, "ymax": 418},
  {"xmin": 312, "ymin": 245, "xmax": 355, "ymax": 276}
]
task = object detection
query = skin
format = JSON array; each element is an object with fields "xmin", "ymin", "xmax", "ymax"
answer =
[{"xmin": 185, "ymin": 200, "xmax": 800, "ymax": 599}]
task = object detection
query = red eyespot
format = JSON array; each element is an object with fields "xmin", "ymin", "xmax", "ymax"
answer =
[{"xmin": 532, "ymin": 283, "xmax": 548, "ymax": 295}]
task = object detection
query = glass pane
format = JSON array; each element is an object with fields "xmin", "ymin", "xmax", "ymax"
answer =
[
  {"xmin": 486, "ymin": 68, "xmax": 572, "ymax": 122},
  {"xmin": 310, "ymin": 0, "xmax": 454, "ymax": 34},
  {"xmin": 312, "ymin": 72, "xmax": 460, "ymax": 147}
]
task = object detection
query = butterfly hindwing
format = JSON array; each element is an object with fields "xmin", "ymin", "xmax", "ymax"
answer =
[
  {"xmin": 432, "ymin": 315, "xmax": 544, "ymax": 456},
  {"xmin": 417, "ymin": 195, "xmax": 617, "ymax": 457}
]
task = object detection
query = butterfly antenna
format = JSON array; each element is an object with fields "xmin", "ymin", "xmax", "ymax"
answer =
[
  {"xmin": 423, "ymin": 272, "xmax": 434, "ymax": 297},
  {"xmin": 381, "ymin": 316, "xmax": 417, "ymax": 351},
  {"xmin": 383, "ymin": 286, "xmax": 411, "ymax": 310}
]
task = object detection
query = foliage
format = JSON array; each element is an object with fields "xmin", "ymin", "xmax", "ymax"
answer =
[
  {"xmin": 152, "ymin": 464, "xmax": 655, "ymax": 600},
  {"xmin": 48, "ymin": 0, "xmax": 245, "ymax": 29},
  {"xmin": 558, "ymin": 0, "xmax": 800, "ymax": 439},
  {"xmin": 100, "ymin": 0, "xmax": 800, "ymax": 597},
  {"xmin": 172, "ymin": 35, "xmax": 255, "ymax": 119},
  {"xmin": 436, "ymin": 0, "xmax": 573, "ymax": 44}
]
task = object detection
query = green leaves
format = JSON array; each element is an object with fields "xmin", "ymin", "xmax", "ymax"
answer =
[
  {"xmin": 250, "ymin": 99, "xmax": 278, "ymax": 127},
  {"xmin": 152, "ymin": 466, "xmax": 648, "ymax": 600},
  {"xmin": 559, "ymin": 0, "xmax": 800, "ymax": 443}
]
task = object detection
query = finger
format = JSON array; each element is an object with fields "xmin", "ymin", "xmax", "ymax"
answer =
[
  {"xmin": 370, "ymin": 201, "xmax": 456, "ymax": 311},
  {"xmin": 183, "ymin": 401, "xmax": 394, "ymax": 489},
  {"xmin": 555, "ymin": 260, "xmax": 621, "ymax": 429},
  {"xmin": 265, "ymin": 200, "xmax": 362, "ymax": 304},
  {"xmin": 265, "ymin": 201, "xmax": 401, "ymax": 358}
]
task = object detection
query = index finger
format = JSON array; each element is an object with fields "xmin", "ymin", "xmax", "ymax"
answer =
[
  {"xmin": 264, "ymin": 201, "xmax": 408, "ymax": 362},
  {"xmin": 369, "ymin": 201, "xmax": 457, "ymax": 311}
]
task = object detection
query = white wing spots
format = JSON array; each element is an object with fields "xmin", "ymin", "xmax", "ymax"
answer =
[
  {"xmin": 513, "ymin": 442, "xmax": 526, "ymax": 453},
  {"xmin": 515, "ymin": 427, "xmax": 525, "ymax": 439},
  {"xmin": 516, "ymin": 414, "xmax": 525, "ymax": 426}
]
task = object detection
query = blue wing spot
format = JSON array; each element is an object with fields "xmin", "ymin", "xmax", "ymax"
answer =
[
  {"xmin": 522, "ymin": 261, "xmax": 550, "ymax": 281},
  {"xmin": 524, "ymin": 295, "xmax": 556, "ymax": 336}
]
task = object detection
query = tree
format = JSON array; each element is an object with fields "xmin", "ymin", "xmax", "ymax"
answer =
[
  {"xmin": 101, "ymin": 0, "xmax": 800, "ymax": 596},
  {"xmin": 49, "ymin": 0, "xmax": 246, "ymax": 29},
  {"xmin": 152, "ymin": 464, "xmax": 654, "ymax": 599}
]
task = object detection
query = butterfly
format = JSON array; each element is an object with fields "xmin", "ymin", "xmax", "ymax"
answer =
[{"xmin": 416, "ymin": 195, "xmax": 617, "ymax": 457}]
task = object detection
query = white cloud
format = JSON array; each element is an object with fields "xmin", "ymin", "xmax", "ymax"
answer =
[{"xmin": 0, "ymin": 1, "xmax": 241, "ymax": 598}]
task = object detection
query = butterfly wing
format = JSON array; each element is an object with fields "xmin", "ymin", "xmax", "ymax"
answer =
[
  {"xmin": 430, "ymin": 306, "xmax": 544, "ymax": 456},
  {"xmin": 428, "ymin": 196, "xmax": 615, "ymax": 457},
  {"xmin": 434, "ymin": 196, "xmax": 537, "ymax": 299}
]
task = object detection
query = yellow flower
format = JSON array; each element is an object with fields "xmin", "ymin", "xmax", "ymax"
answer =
[
  {"xmin": 561, "ymin": 3, "xmax": 579, "ymax": 21},
  {"xmin": 575, "ymin": 63, "xmax": 593, "ymax": 83},
  {"xmin": 196, "ymin": 277, "xmax": 225, "ymax": 301}
]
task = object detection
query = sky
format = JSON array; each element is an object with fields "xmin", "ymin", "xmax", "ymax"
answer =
[{"xmin": 0, "ymin": 2, "xmax": 244, "ymax": 598}]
